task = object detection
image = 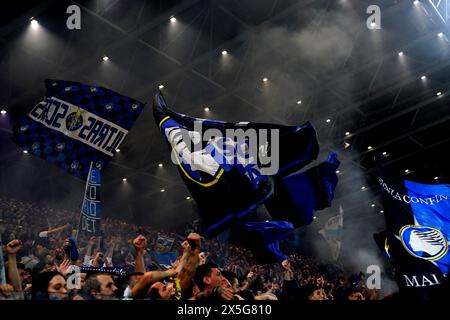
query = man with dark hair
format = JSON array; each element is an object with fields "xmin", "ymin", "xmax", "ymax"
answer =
[
  {"xmin": 192, "ymin": 263, "xmax": 234, "ymax": 300},
  {"xmin": 82, "ymin": 273, "xmax": 118, "ymax": 300}
]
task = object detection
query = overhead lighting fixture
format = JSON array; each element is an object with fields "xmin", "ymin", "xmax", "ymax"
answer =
[
  {"xmin": 313, "ymin": 216, "xmax": 317, "ymax": 220},
  {"xmin": 371, "ymin": 204, "xmax": 375, "ymax": 207},
  {"xmin": 421, "ymin": 75, "xmax": 426, "ymax": 80},
  {"xmin": 221, "ymin": 50, "xmax": 228, "ymax": 55},
  {"xmin": 30, "ymin": 19, "xmax": 39, "ymax": 29},
  {"xmin": 361, "ymin": 186, "xmax": 366, "ymax": 190},
  {"xmin": 204, "ymin": 107, "xmax": 210, "ymax": 112},
  {"xmin": 380, "ymin": 210, "xmax": 384, "ymax": 213},
  {"xmin": 115, "ymin": 149, "xmax": 120, "ymax": 153},
  {"xmin": 398, "ymin": 51, "xmax": 404, "ymax": 56},
  {"xmin": 297, "ymin": 100, "xmax": 302, "ymax": 105},
  {"xmin": 160, "ymin": 189, "xmax": 165, "ymax": 193},
  {"xmin": 405, "ymin": 169, "xmax": 410, "ymax": 173},
  {"xmin": 158, "ymin": 85, "xmax": 164, "ymax": 89},
  {"xmin": 436, "ymin": 91, "xmax": 442, "ymax": 96},
  {"xmin": 335, "ymin": 170, "xmax": 340, "ymax": 174},
  {"xmin": 382, "ymin": 151, "xmax": 387, "ymax": 156},
  {"xmin": 158, "ymin": 163, "xmax": 163, "ymax": 168},
  {"xmin": 345, "ymin": 132, "xmax": 350, "ymax": 136},
  {"xmin": 413, "ymin": 0, "xmax": 419, "ymax": 4},
  {"xmin": 434, "ymin": 176, "xmax": 439, "ymax": 180},
  {"xmin": 23, "ymin": 150, "xmax": 28, "ymax": 154},
  {"xmin": 170, "ymin": 16, "xmax": 176, "ymax": 23},
  {"xmin": 0, "ymin": 109, "xmax": 6, "ymax": 115},
  {"xmin": 326, "ymin": 119, "xmax": 331, "ymax": 123},
  {"xmin": 262, "ymin": 77, "xmax": 268, "ymax": 82},
  {"xmin": 368, "ymin": 146, "xmax": 373, "ymax": 150},
  {"xmin": 122, "ymin": 178, "xmax": 127, "ymax": 182},
  {"xmin": 438, "ymin": 32, "xmax": 444, "ymax": 37},
  {"xmin": 102, "ymin": 56, "xmax": 109, "ymax": 61},
  {"xmin": 186, "ymin": 196, "xmax": 191, "ymax": 200}
]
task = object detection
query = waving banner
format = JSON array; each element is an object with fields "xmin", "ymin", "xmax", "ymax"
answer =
[{"xmin": 13, "ymin": 79, "xmax": 145, "ymax": 179}]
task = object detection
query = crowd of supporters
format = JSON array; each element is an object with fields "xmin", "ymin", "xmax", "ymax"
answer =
[{"xmin": 0, "ymin": 196, "xmax": 380, "ymax": 300}]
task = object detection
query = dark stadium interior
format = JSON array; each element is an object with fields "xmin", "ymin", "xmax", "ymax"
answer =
[{"xmin": 0, "ymin": 0, "xmax": 449, "ymax": 283}]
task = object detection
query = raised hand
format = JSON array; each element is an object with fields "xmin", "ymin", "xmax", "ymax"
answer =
[
  {"xmin": 6, "ymin": 239, "xmax": 22, "ymax": 255},
  {"xmin": 55, "ymin": 258, "xmax": 71, "ymax": 277},
  {"xmin": 133, "ymin": 234, "xmax": 147, "ymax": 254}
]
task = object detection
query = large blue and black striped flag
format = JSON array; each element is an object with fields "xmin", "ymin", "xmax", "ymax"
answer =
[
  {"xmin": 12, "ymin": 79, "xmax": 145, "ymax": 179},
  {"xmin": 375, "ymin": 172, "xmax": 450, "ymax": 299},
  {"xmin": 153, "ymin": 92, "xmax": 339, "ymax": 239}
]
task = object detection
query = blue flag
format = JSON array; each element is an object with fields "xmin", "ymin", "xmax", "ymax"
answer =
[
  {"xmin": 241, "ymin": 221, "xmax": 294, "ymax": 262},
  {"xmin": 13, "ymin": 79, "xmax": 145, "ymax": 179},
  {"xmin": 78, "ymin": 162, "xmax": 101, "ymax": 235},
  {"xmin": 152, "ymin": 92, "xmax": 329, "ymax": 236},
  {"xmin": 265, "ymin": 152, "xmax": 340, "ymax": 227},
  {"xmin": 376, "ymin": 172, "xmax": 450, "ymax": 299}
]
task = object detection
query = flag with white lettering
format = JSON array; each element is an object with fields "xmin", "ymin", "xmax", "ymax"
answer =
[
  {"xmin": 319, "ymin": 205, "xmax": 344, "ymax": 261},
  {"xmin": 78, "ymin": 162, "xmax": 101, "ymax": 236},
  {"xmin": 376, "ymin": 172, "xmax": 450, "ymax": 300},
  {"xmin": 12, "ymin": 79, "xmax": 145, "ymax": 179},
  {"xmin": 153, "ymin": 92, "xmax": 326, "ymax": 237}
]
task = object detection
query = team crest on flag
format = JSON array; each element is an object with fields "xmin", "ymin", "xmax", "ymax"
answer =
[{"xmin": 13, "ymin": 79, "xmax": 145, "ymax": 179}]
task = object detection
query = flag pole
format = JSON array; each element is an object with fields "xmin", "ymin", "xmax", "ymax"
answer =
[{"xmin": 75, "ymin": 162, "xmax": 94, "ymax": 243}]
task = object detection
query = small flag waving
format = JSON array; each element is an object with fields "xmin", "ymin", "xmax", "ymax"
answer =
[
  {"xmin": 78, "ymin": 162, "xmax": 101, "ymax": 236},
  {"xmin": 319, "ymin": 205, "xmax": 344, "ymax": 261},
  {"xmin": 13, "ymin": 79, "xmax": 145, "ymax": 179}
]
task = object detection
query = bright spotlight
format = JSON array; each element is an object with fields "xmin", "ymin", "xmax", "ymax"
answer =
[
  {"xmin": 158, "ymin": 163, "xmax": 163, "ymax": 168},
  {"xmin": 297, "ymin": 100, "xmax": 302, "ymax": 105},
  {"xmin": 326, "ymin": 119, "xmax": 331, "ymax": 123},
  {"xmin": 382, "ymin": 151, "xmax": 387, "ymax": 156},
  {"xmin": 335, "ymin": 170, "xmax": 340, "ymax": 174},
  {"xmin": 30, "ymin": 19, "xmax": 39, "ymax": 29},
  {"xmin": 405, "ymin": 169, "xmax": 410, "ymax": 173},
  {"xmin": 122, "ymin": 178, "xmax": 127, "ymax": 182},
  {"xmin": 398, "ymin": 51, "xmax": 404, "ymax": 56},
  {"xmin": 204, "ymin": 107, "xmax": 210, "ymax": 112},
  {"xmin": 262, "ymin": 77, "xmax": 268, "ymax": 82},
  {"xmin": 160, "ymin": 189, "xmax": 165, "ymax": 193},
  {"xmin": 434, "ymin": 176, "xmax": 439, "ymax": 180},
  {"xmin": 368, "ymin": 146, "xmax": 372, "ymax": 150},
  {"xmin": 102, "ymin": 56, "xmax": 109, "ymax": 61},
  {"xmin": 361, "ymin": 186, "xmax": 366, "ymax": 190},
  {"xmin": 421, "ymin": 75, "xmax": 426, "ymax": 80},
  {"xmin": 345, "ymin": 131, "xmax": 350, "ymax": 136},
  {"xmin": 0, "ymin": 109, "xmax": 6, "ymax": 115},
  {"xmin": 170, "ymin": 17, "xmax": 176, "ymax": 23},
  {"xmin": 414, "ymin": 0, "xmax": 420, "ymax": 5},
  {"xmin": 23, "ymin": 150, "xmax": 28, "ymax": 154},
  {"xmin": 115, "ymin": 149, "xmax": 120, "ymax": 153},
  {"xmin": 380, "ymin": 210, "xmax": 384, "ymax": 213},
  {"xmin": 221, "ymin": 50, "xmax": 228, "ymax": 55},
  {"xmin": 158, "ymin": 85, "xmax": 164, "ymax": 90},
  {"xmin": 186, "ymin": 196, "xmax": 191, "ymax": 200},
  {"xmin": 438, "ymin": 32, "xmax": 444, "ymax": 37},
  {"xmin": 371, "ymin": 204, "xmax": 375, "ymax": 207},
  {"xmin": 437, "ymin": 91, "xmax": 442, "ymax": 96}
]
